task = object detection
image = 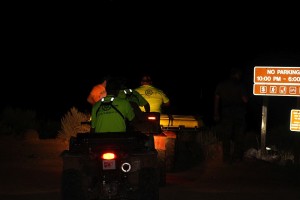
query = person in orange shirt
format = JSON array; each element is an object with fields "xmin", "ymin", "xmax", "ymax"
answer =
[{"xmin": 87, "ymin": 80, "xmax": 107, "ymax": 105}]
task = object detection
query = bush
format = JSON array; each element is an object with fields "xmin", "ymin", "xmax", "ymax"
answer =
[
  {"xmin": 38, "ymin": 119, "xmax": 61, "ymax": 139},
  {"xmin": 57, "ymin": 107, "xmax": 90, "ymax": 141},
  {"xmin": 0, "ymin": 107, "xmax": 38, "ymax": 136}
]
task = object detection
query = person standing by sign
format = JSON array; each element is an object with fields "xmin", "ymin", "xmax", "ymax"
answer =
[{"xmin": 214, "ymin": 67, "xmax": 249, "ymax": 164}]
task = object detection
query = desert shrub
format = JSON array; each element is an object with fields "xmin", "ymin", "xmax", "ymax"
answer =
[
  {"xmin": 57, "ymin": 107, "xmax": 90, "ymax": 140},
  {"xmin": 172, "ymin": 127, "xmax": 221, "ymax": 168},
  {"xmin": 268, "ymin": 123, "xmax": 294, "ymax": 151},
  {"xmin": 0, "ymin": 107, "xmax": 38, "ymax": 135},
  {"xmin": 39, "ymin": 119, "xmax": 61, "ymax": 139},
  {"xmin": 197, "ymin": 127, "xmax": 219, "ymax": 146},
  {"xmin": 195, "ymin": 127, "xmax": 221, "ymax": 161}
]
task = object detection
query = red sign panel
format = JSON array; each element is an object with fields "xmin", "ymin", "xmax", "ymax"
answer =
[
  {"xmin": 254, "ymin": 66, "xmax": 300, "ymax": 85},
  {"xmin": 253, "ymin": 84, "xmax": 300, "ymax": 96}
]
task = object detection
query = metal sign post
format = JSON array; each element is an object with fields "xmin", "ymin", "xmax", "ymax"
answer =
[{"xmin": 260, "ymin": 97, "xmax": 268, "ymax": 156}]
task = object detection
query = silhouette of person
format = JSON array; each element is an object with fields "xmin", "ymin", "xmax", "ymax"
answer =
[{"xmin": 214, "ymin": 67, "xmax": 249, "ymax": 163}]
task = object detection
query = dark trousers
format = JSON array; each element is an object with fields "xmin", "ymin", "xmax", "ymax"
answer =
[{"xmin": 216, "ymin": 116, "xmax": 246, "ymax": 162}]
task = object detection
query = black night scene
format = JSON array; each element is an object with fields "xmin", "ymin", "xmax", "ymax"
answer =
[
  {"xmin": 2, "ymin": 30, "xmax": 299, "ymax": 128},
  {"xmin": 0, "ymin": 2, "xmax": 300, "ymax": 200}
]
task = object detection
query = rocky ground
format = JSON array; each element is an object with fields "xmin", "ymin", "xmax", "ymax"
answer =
[
  {"xmin": 0, "ymin": 134, "xmax": 66, "ymax": 195},
  {"xmin": 0, "ymin": 133, "xmax": 299, "ymax": 200}
]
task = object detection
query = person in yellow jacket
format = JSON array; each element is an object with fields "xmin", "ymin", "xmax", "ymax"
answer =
[{"xmin": 135, "ymin": 75, "xmax": 170, "ymax": 113}]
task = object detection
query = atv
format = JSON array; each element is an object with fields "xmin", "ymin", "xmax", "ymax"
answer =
[{"xmin": 61, "ymin": 112, "xmax": 163, "ymax": 200}]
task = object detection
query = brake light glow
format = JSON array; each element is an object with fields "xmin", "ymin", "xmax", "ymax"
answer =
[
  {"xmin": 101, "ymin": 152, "xmax": 116, "ymax": 160},
  {"xmin": 148, "ymin": 116, "xmax": 156, "ymax": 120}
]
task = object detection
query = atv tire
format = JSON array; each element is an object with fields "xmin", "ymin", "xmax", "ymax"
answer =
[
  {"xmin": 61, "ymin": 169, "xmax": 89, "ymax": 200},
  {"xmin": 138, "ymin": 168, "xmax": 159, "ymax": 200}
]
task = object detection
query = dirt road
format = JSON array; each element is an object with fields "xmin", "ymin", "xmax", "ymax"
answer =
[
  {"xmin": 1, "ymin": 158, "xmax": 299, "ymax": 200},
  {"xmin": 0, "ymin": 137, "xmax": 299, "ymax": 200},
  {"xmin": 161, "ymin": 160, "xmax": 300, "ymax": 200}
]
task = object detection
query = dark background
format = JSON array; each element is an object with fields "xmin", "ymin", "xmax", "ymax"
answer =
[{"xmin": 1, "ymin": 2, "xmax": 299, "ymax": 131}]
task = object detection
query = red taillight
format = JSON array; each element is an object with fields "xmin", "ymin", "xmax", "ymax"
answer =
[
  {"xmin": 148, "ymin": 116, "xmax": 156, "ymax": 120},
  {"xmin": 101, "ymin": 152, "xmax": 116, "ymax": 160}
]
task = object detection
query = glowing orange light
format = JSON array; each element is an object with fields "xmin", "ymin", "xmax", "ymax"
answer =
[{"xmin": 101, "ymin": 152, "xmax": 116, "ymax": 160}]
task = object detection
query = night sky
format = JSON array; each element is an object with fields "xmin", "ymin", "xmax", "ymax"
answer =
[{"xmin": 2, "ymin": 2, "xmax": 300, "ymax": 131}]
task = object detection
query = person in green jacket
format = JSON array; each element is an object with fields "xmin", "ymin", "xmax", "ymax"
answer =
[{"xmin": 91, "ymin": 78, "xmax": 135, "ymax": 133}]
